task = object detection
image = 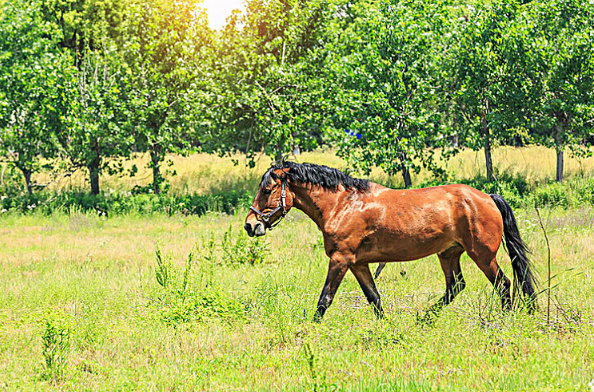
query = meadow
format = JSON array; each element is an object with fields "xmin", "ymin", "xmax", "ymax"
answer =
[{"xmin": 1, "ymin": 147, "xmax": 594, "ymax": 391}]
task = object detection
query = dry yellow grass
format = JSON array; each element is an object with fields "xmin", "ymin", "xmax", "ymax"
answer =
[{"xmin": 21, "ymin": 145, "xmax": 594, "ymax": 195}]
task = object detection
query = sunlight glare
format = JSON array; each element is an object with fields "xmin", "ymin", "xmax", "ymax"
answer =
[{"xmin": 201, "ymin": 0, "xmax": 245, "ymax": 30}]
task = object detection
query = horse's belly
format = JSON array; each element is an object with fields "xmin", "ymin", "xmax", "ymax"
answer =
[{"xmin": 355, "ymin": 228, "xmax": 455, "ymax": 263}]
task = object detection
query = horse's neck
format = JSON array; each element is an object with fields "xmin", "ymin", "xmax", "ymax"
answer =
[{"xmin": 292, "ymin": 184, "xmax": 342, "ymax": 230}]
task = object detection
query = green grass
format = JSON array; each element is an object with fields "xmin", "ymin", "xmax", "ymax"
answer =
[{"xmin": 0, "ymin": 206, "xmax": 593, "ymax": 391}]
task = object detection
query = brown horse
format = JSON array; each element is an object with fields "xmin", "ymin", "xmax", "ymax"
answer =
[{"xmin": 244, "ymin": 161, "xmax": 537, "ymax": 321}]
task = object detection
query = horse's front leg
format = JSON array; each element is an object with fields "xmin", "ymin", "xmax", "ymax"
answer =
[{"xmin": 313, "ymin": 255, "xmax": 351, "ymax": 322}]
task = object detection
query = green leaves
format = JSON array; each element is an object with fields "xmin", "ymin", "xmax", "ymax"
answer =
[
  {"xmin": 0, "ymin": 0, "xmax": 64, "ymax": 194},
  {"xmin": 328, "ymin": 0, "xmax": 455, "ymax": 186},
  {"xmin": 203, "ymin": 0, "xmax": 332, "ymax": 163}
]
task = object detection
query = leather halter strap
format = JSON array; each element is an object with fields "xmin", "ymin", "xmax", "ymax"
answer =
[{"xmin": 249, "ymin": 181, "xmax": 288, "ymax": 230}]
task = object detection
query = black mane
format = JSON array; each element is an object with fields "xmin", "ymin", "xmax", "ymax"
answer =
[{"xmin": 260, "ymin": 161, "xmax": 370, "ymax": 192}]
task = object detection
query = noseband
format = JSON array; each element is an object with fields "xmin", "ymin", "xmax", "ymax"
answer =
[{"xmin": 250, "ymin": 181, "xmax": 288, "ymax": 230}]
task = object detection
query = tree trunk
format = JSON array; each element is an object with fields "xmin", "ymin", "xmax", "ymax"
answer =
[
  {"xmin": 401, "ymin": 164, "xmax": 412, "ymax": 189},
  {"xmin": 555, "ymin": 123, "xmax": 565, "ymax": 183},
  {"xmin": 275, "ymin": 138, "xmax": 284, "ymax": 162},
  {"xmin": 481, "ymin": 112, "xmax": 494, "ymax": 181},
  {"xmin": 89, "ymin": 164, "xmax": 100, "ymax": 195},
  {"xmin": 484, "ymin": 137, "xmax": 494, "ymax": 181},
  {"xmin": 20, "ymin": 167, "xmax": 33, "ymax": 196},
  {"xmin": 88, "ymin": 139, "xmax": 101, "ymax": 195},
  {"xmin": 150, "ymin": 149, "xmax": 162, "ymax": 195},
  {"xmin": 556, "ymin": 148, "xmax": 564, "ymax": 182}
]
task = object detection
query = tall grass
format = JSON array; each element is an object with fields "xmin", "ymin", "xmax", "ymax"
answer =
[
  {"xmin": 0, "ymin": 207, "xmax": 592, "ymax": 390},
  {"xmin": 3, "ymin": 146, "xmax": 594, "ymax": 216},
  {"xmin": 5, "ymin": 145, "xmax": 594, "ymax": 195}
]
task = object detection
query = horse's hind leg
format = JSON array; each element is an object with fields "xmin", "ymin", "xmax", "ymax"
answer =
[
  {"xmin": 467, "ymin": 248, "xmax": 512, "ymax": 309},
  {"xmin": 374, "ymin": 262, "xmax": 407, "ymax": 279},
  {"xmin": 425, "ymin": 246, "xmax": 466, "ymax": 316},
  {"xmin": 374, "ymin": 262, "xmax": 386, "ymax": 279},
  {"xmin": 351, "ymin": 263, "xmax": 383, "ymax": 318}
]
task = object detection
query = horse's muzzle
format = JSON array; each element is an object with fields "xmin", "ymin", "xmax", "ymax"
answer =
[{"xmin": 244, "ymin": 221, "xmax": 266, "ymax": 237}]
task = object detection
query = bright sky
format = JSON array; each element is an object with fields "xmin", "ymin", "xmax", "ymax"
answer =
[{"xmin": 201, "ymin": 0, "xmax": 246, "ymax": 30}]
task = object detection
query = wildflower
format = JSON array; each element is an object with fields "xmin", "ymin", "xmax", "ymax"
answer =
[{"xmin": 344, "ymin": 129, "xmax": 362, "ymax": 139}]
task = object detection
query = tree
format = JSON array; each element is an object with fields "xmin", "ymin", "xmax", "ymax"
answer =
[
  {"xmin": 122, "ymin": 0, "xmax": 211, "ymax": 194},
  {"xmin": 521, "ymin": 0, "xmax": 594, "ymax": 182},
  {"xmin": 205, "ymin": 0, "xmax": 331, "ymax": 163},
  {"xmin": 451, "ymin": 0, "xmax": 527, "ymax": 181},
  {"xmin": 52, "ymin": 47, "xmax": 132, "ymax": 195},
  {"xmin": 328, "ymin": 0, "xmax": 456, "ymax": 187},
  {"xmin": 0, "ymin": 0, "xmax": 62, "ymax": 194}
]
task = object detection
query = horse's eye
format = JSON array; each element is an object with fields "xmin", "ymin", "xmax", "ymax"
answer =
[{"xmin": 262, "ymin": 188, "xmax": 272, "ymax": 195}]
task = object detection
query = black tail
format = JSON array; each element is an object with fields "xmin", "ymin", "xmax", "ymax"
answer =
[{"xmin": 490, "ymin": 194, "xmax": 538, "ymax": 309}]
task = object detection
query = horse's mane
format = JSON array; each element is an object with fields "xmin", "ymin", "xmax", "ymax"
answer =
[{"xmin": 260, "ymin": 161, "xmax": 370, "ymax": 192}]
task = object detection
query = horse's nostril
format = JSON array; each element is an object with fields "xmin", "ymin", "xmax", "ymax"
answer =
[
  {"xmin": 254, "ymin": 221, "xmax": 266, "ymax": 236},
  {"xmin": 244, "ymin": 222, "xmax": 254, "ymax": 237}
]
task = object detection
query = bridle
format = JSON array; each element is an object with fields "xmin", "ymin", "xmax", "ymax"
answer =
[{"xmin": 250, "ymin": 181, "xmax": 288, "ymax": 230}]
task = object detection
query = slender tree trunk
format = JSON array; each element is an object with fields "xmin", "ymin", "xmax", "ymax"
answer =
[
  {"xmin": 89, "ymin": 163, "xmax": 100, "ymax": 195},
  {"xmin": 275, "ymin": 139, "xmax": 284, "ymax": 162},
  {"xmin": 401, "ymin": 165, "xmax": 412, "ymax": 188},
  {"xmin": 484, "ymin": 137, "xmax": 494, "ymax": 181},
  {"xmin": 20, "ymin": 167, "xmax": 33, "ymax": 196},
  {"xmin": 88, "ymin": 139, "xmax": 101, "ymax": 195},
  {"xmin": 555, "ymin": 123, "xmax": 565, "ymax": 183},
  {"xmin": 398, "ymin": 149, "xmax": 412, "ymax": 188},
  {"xmin": 556, "ymin": 148, "xmax": 564, "ymax": 182},
  {"xmin": 481, "ymin": 110, "xmax": 494, "ymax": 181},
  {"xmin": 150, "ymin": 148, "xmax": 162, "ymax": 195}
]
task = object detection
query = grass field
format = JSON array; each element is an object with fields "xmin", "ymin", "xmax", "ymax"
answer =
[
  {"xmin": 1, "ymin": 147, "xmax": 594, "ymax": 391},
  {"xmin": 27, "ymin": 145, "xmax": 594, "ymax": 194}
]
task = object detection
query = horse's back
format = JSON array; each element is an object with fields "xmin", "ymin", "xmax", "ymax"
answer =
[{"xmin": 347, "ymin": 183, "xmax": 503, "ymax": 262}]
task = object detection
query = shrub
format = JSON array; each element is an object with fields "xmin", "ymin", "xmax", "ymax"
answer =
[
  {"xmin": 222, "ymin": 224, "xmax": 268, "ymax": 265},
  {"xmin": 0, "ymin": 188, "xmax": 254, "ymax": 216},
  {"xmin": 532, "ymin": 182, "xmax": 570, "ymax": 208},
  {"xmin": 149, "ymin": 246, "xmax": 247, "ymax": 327}
]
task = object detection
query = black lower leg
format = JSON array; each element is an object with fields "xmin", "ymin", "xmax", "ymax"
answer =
[{"xmin": 313, "ymin": 259, "xmax": 349, "ymax": 322}]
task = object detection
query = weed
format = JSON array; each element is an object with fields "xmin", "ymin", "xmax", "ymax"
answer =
[
  {"xmin": 222, "ymin": 224, "xmax": 268, "ymax": 265},
  {"xmin": 40, "ymin": 318, "xmax": 70, "ymax": 382},
  {"xmin": 150, "ymin": 247, "xmax": 246, "ymax": 327},
  {"xmin": 154, "ymin": 247, "xmax": 170, "ymax": 289}
]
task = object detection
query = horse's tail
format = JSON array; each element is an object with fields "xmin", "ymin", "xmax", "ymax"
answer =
[{"xmin": 490, "ymin": 194, "xmax": 538, "ymax": 309}]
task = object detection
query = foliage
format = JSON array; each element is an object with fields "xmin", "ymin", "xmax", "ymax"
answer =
[
  {"xmin": 52, "ymin": 47, "xmax": 133, "ymax": 195},
  {"xmin": 122, "ymin": 0, "xmax": 212, "ymax": 193},
  {"xmin": 0, "ymin": 188, "xmax": 253, "ymax": 215},
  {"xmin": 204, "ymin": 0, "xmax": 332, "ymax": 162},
  {"xmin": 222, "ymin": 224, "xmax": 268, "ymax": 265},
  {"xmin": 151, "ymin": 246, "xmax": 246, "ymax": 327},
  {"xmin": 519, "ymin": 0, "xmax": 594, "ymax": 181},
  {"xmin": 0, "ymin": 0, "xmax": 63, "ymax": 194},
  {"xmin": 0, "ymin": 0, "xmax": 594, "ymax": 194},
  {"xmin": 450, "ymin": 0, "xmax": 530, "ymax": 181},
  {"xmin": 40, "ymin": 316, "xmax": 70, "ymax": 382},
  {"xmin": 328, "ymin": 0, "xmax": 457, "ymax": 187}
]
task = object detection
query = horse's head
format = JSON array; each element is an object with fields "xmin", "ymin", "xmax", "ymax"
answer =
[{"xmin": 244, "ymin": 166, "xmax": 295, "ymax": 237}]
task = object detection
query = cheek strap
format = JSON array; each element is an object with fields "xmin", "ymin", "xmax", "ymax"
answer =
[{"xmin": 249, "ymin": 181, "xmax": 288, "ymax": 230}]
